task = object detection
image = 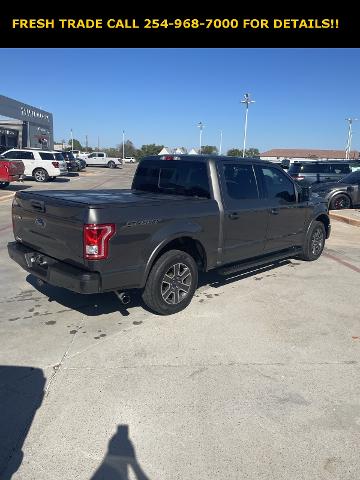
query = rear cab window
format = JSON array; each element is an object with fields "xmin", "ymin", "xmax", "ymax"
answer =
[
  {"xmin": 222, "ymin": 163, "xmax": 259, "ymax": 201},
  {"xmin": 132, "ymin": 160, "xmax": 211, "ymax": 199}
]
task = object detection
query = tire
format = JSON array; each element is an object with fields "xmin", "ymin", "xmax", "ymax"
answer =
[
  {"xmin": 329, "ymin": 193, "xmax": 351, "ymax": 210},
  {"xmin": 298, "ymin": 221, "xmax": 326, "ymax": 261},
  {"xmin": 33, "ymin": 168, "xmax": 49, "ymax": 182},
  {"xmin": 142, "ymin": 249, "xmax": 198, "ymax": 315},
  {"xmin": 0, "ymin": 181, "xmax": 9, "ymax": 189},
  {"xmin": 108, "ymin": 161, "xmax": 116, "ymax": 169}
]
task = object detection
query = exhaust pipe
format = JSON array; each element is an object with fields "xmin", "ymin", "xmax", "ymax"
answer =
[{"xmin": 115, "ymin": 291, "xmax": 131, "ymax": 305}]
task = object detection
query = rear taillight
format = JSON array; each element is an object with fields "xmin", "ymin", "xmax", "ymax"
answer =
[
  {"xmin": 292, "ymin": 175, "xmax": 305, "ymax": 180},
  {"xmin": 52, "ymin": 161, "xmax": 59, "ymax": 168},
  {"xmin": 83, "ymin": 224, "xmax": 115, "ymax": 260}
]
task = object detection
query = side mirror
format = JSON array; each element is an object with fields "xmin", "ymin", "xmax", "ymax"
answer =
[{"xmin": 300, "ymin": 185, "xmax": 311, "ymax": 202}]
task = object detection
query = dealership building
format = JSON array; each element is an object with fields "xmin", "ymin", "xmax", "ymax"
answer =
[{"xmin": 0, "ymin": 94, "xmax": 53, "ymax": 150}]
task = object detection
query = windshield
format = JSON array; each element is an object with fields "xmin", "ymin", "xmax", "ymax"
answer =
[
  {"xmin": 132, "ymin": 161, "xmax": 211, "ymax": 198},
  {"xmin": 338, "ymin": 171, "xmax": 360, "ymax": 184}
]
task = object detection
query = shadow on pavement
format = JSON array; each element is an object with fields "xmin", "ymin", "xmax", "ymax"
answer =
[
  {"xmin": 91, "ymin": 425, "xmax": 150, "ymax": 480},
  {"xmin": 62, "ymin": 172, "xmax": 80, "ymax": 178},
  {"xmin": 51, "ymin": 178, "xmax": 70, "ymax": 183},
  {"xmin": 26, "ymin": 260, "xmax": 292, "ymax": 317},
  {"xmin": 0, "ymin": 365, "xmax": 45, "ymax": 480},
  {"xmin": 1, "ymin": 184, "xmax": 32, "ymax": 192}
]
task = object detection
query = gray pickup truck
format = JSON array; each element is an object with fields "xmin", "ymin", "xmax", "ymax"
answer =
[{"xmin": 8, "ymin": 155, "xmax": 330, "ymax": 315}]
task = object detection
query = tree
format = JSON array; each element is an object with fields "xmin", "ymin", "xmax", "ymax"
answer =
[
  {"xmin": 227, "ymin": 148, "xmax": 242, "ymax": 156},
  {"xmin": 227, "ymin": 147, "xmax": 260, "ymax": 157},
  {"xmin": 138, "ymin": 144, "xmax": 164, "ymax": 159},
  {"xmin": 68, "ymin": 138, "xmax": 83, "ymax": 151},
  {"xmin": 200, "ymin": 145, "xmax": 218, "ymax": 155},
  {"xmin": 245, "ymin": 148, "xmax": 260, "ymax": 158},
  {"xmin": 117, "ymin": 140, "xmax": 138, "ymax": 159}
]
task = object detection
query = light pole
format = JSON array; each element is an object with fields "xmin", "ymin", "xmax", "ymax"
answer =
[
  {"xmin": 70, "ymin": 128, "xmax": 74, "ymax": 151},
  {"xmin": 197, "ymin": 122, "xmax": 204, "ymax": 154},
  {"xmin": 122, "ymin": 130, "xmax": 125, "ymax": 159},
  {"xmin": 219, "ymin": 130, "xmax": 223, "ymax": 155},
  {"xmin": 345, "ymin": 118, "xmax": 357, "ymax": 159},
  {"xmin": 241, "ymin": 93, "xmax": 255, "ymax": 157}
]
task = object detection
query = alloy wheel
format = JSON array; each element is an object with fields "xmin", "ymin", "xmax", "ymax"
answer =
[
  {"xmin": 311, "ymin": 228, "xmax": 324, "ymax": 256},
  {"xmin": 161, "ymin": 262, "xmax": 192, "ymax": 305}
]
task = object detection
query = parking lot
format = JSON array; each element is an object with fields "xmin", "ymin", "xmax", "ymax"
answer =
[{"xmin": 1, "ymin": 165, "xmax": 360, "ymax": 480}]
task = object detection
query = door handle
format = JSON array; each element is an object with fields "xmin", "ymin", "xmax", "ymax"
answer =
[
  {"xmin": 228, "ymin": 212, "xmax": 239, "ymax": 220},
  {"xmin": 270, "ymin": 208, "xmax": 279, "ymax": 215}
]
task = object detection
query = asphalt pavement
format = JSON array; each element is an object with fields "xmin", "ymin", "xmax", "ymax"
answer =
[{"xmin": 0, "ymin": 165, "xmax": 359, "ymax": 480}]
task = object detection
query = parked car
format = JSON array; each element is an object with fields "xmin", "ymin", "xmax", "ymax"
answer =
[
  {"xmin": 8, "ymin": 155, "xmax": 330, "ymax": 315},
  {"xmin": 76, "ymin": 157, "xmax": 87, "ymax": 171},
  {"xmin": 86, "ymin": 152, "xmax": 122, "ymax": 168},
  {"xmin": 122, "ymin": 157, "xmax": 136, "ymax": 163},
  {"xmin": 288, "ymin": 161, "xmax": 352, "ymax": 185},
  {"xmin": 59, "ymin": 151, "xmax": 81, "ymax": 172},
  {"xmin": 0, "ymin": 155, "xmax": 25, "ymax": 188},
  {"xmin": 0, "ymin": 149, "xmax": 68, "ymax": 182},
  {"xmin": 311, "ymin": 170, "xmax": 360, "ymax": 209}
]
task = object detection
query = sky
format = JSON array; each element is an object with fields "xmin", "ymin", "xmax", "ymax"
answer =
[{"xmin": 0, "ymin": 48, "xmax": 359, "ymax": 153}]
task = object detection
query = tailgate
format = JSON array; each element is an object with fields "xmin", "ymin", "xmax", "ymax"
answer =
[
  {"xmin": 9, "ymin": 160, "xmax": 25, "ymax": 176},
  {"xmin": 12, "ymin": 191, "xmax": 88, "ymax": 268}
]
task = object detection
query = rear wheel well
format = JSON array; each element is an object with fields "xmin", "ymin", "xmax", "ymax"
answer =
[
  {"xmin": 315, "ymin": 214, "xmax": 330, "ymax": 237},
  {"xmin": 150, "ymin": 237, "xmax": 207, "ymax": 273}
]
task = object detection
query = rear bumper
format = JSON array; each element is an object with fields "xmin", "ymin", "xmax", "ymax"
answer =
[
  {"xmin": 8, "ymin": 241, "xmax": 101, "ymax": 294},
  {"xmin": 6, "ymin": 175, "xmax": 20, "ymax": 182}
]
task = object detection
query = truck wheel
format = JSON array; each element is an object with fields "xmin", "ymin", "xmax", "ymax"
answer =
[
  {"xmin": 142, "ymin": 249, "xmax": 198, "ymax": 315},
  {"xmin": 329, "ymin": 193, "xmax": 351, "ymax": 210},
  {"xmin": 33, "ymin": 168, "xmax": 49, "ymax": 182},
  {"xmin": 108, "ymin": 161, "xmax": 116, "ymax": 169},
  {"xmin": 298, "ymin": 221, "xmax": 326, "ymax": 261},
  {"xmin": 0, "ymin": 181, "xmax": 10, "ymax": 189}
]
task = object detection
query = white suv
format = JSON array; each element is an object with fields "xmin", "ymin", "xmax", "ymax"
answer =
[
  {"xmin": 122, "ymin": 157, "xmax": 136, "ymax": 163},
  {"xmin": 1, "ymin": 149, "xmax": 68, "ymax": 182}
]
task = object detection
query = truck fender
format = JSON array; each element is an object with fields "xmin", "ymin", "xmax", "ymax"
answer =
[{"xmin": 140, "ymin": 221, "xmax": 203, "ymax": 288}]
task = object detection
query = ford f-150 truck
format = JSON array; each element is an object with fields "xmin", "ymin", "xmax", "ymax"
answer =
[
  {"xmin": 85, "ymin": 152, "xmax": 122, "ymax": 168},
  {"xmin": 8, "ymin": 155, "xmax": 330, "ymax": 315}
]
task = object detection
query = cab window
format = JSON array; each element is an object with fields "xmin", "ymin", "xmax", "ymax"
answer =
[{"xmin": 256, "ymin": 166, "xmax": 296, "ymax": 204}]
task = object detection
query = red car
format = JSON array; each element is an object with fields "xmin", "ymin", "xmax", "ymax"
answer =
[{"xmin": 0, "ymin": 155, "xmax": 25, "ymax": 188}]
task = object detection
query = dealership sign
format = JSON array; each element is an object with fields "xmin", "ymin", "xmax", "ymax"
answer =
[
  {"xmin": 0, "ymin": 94, "xmax": 52, "ymax": 127},
  {"xmin": 20, "ymin": 106, "xmax": 50, "ymax": 122}
]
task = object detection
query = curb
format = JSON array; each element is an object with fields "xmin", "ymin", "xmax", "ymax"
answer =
[
  {"xmin": 330, "ymin": 211, "xmax": 360, "ymax": 227},
  {"xmin": 0, "ymin": 192, "xmax": 15, "ymax": 203}
]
